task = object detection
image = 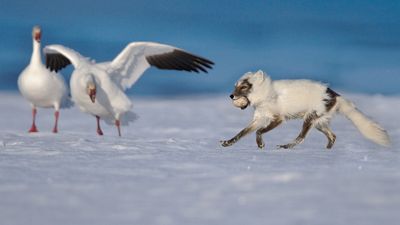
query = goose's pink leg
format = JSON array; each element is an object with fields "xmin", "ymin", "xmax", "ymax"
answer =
[
  {"xmin": 96, "ymin": 116, "xmax": 104, "ymax": 136},
  {"xmin": 52, "ymin": 111, "xmax": 59, "ymax": 133},
  {"xmin": 115, "ymin": 120, "xmax": 121, "ymax": 137},
  {"xmin": 29, "ymin": 108, "xmax": 38, "ymax": 133}
]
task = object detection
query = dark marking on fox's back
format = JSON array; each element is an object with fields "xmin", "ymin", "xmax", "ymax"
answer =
[
  {"xmin": 326, "ymin": 88, "xmax": 340, "ymax": 98},
  {"xmin": 324, "ymin": 88, "xmax": 340, "ymax": 112}
]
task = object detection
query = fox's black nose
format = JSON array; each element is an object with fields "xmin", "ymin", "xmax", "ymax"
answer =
[{"xmin": 230, "ymin": 94, "xmax": 234, "ymax": 99}]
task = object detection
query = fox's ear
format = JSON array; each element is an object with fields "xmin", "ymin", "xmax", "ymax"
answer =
[{"xmin": 254, "ymin": 70, "xmax": 265, "ymax": 81}]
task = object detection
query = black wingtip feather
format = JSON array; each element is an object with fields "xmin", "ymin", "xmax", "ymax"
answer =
[
  {"xmin": 45, "ymin": 53, "xmax": 71, "ymax": 73},
  {"xmin": 145, "ymin": 49, "xmax": 214, "ymax": 74}
]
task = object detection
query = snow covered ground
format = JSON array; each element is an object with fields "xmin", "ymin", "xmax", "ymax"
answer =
[{"xmin": 0, "ymin": 92, "xmax": 399, "ymax": 225}]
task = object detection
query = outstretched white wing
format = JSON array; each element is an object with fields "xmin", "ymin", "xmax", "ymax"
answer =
[
  {"xmin": 107, "ymin": 42, "xmax": 214, "ymax": 90},
  {"xmin": 44, "ymin": 45, "xmax": 87, "ymax": 72}
]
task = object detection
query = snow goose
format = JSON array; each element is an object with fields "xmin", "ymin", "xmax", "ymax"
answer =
[
  {"xmin": 44, "ymin": 42, "xmax": 214, "ymax": 136},
  {"xmin": 18, "ymin": 26, "xmax": 71, "ymax": 133}
]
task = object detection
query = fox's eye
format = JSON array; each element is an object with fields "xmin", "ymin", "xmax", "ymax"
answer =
[{"xmin": 240, "ymin": 86, "xmax": 248, "ymax": 90}]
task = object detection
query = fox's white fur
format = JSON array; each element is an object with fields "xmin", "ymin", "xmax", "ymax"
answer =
[
  {"xmin": 336, "ymin": 97, "xmax": 390, "ymax": 146},
  {"xmin": 221, "ymin": 70, "xmax": 390, "ymax": 149}
]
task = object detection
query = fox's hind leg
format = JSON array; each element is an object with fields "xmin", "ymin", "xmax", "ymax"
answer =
[
  {"xmin": 316, "ymin": 87, "xmax": 338, "ymax": 149},
  {"xmin": 278, "ymin": 112, "xmax": 318, "ymax": 149},
  {"xmin": 315, "ymin": 123, "xmax": 336, "ymax": 149}
]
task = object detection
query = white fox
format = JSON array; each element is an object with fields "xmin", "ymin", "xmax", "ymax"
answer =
[{"xmin": 221, "ymin": 70, "xmax": 390, "ymax": 149}]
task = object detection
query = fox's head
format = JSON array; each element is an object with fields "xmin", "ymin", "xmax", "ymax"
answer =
[{"xmin": 230, "ymin": 70, "xmax": 272, "ymax": 109}]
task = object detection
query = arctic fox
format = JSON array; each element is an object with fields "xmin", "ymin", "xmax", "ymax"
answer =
[{"xmin": 221, "ymin": 70, "xmax": 390, "ymax": 149}]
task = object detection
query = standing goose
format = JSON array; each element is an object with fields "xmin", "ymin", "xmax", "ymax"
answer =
[
  {"xmin": 44, "ymin": 42, "xmax": 214, "ymax": 136},
  {"xmin": 18, "ymin": 26, "xmax": 71, "ymax": 133}
]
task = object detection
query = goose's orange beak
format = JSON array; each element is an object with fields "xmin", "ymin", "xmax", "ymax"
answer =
[
  {"xmin": 89, "ymin": 88, "xmax": 96, "ymax": 103},
  {"xmin": 34, "ymin": 31, "xmax": 41, "ymax": 42},
  {"xmin": 32, "ymin": 26, "xmax": 41, "ymax": 43}
]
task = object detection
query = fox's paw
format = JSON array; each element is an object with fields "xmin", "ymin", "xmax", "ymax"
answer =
[
  {"xmin": 256, "ymin": 136, "xmax": 265, "ymax": 149},
  {"xmin": 257, "ymin": 141, "xmax": 265, "ymax": 149},
  {"xmin": 220, "ymin": 140, "xmax": 233, "ymax": 147}
]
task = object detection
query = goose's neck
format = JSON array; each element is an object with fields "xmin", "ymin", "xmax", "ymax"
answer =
[{"xmin": 30, "ymin": 40, "xmax": 42, "ymax": 65}]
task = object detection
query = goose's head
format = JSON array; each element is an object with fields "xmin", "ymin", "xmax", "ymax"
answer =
[{"xmin": 32, "ymin": 26, "xmax": 41, "ymax": 43}]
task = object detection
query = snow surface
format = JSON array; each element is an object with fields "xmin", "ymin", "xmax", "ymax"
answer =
[{"xmin": 0, "ymin": 92, "xmax": 399, "ymax": 225}]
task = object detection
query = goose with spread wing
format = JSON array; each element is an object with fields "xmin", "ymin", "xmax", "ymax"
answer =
[
  {"xmin": 44, "ymin": 42, "xmax": 214, "ymax": 136},
  {"xmin": 18, "ymin": 26, "xmax": 72, "ymax": 133}
]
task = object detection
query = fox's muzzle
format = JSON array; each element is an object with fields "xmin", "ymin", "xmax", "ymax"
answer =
[{"xmin": 231, "ymin": 95, "xmax": 250, "ymax": 110}]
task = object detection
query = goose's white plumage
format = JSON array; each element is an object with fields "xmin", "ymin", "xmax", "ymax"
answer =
[
  {"xmin": 44, "ymin": 42, "xmax": 214, "ymax": 136},
  {"xmin": 17, "ymin": 26, "xmax": 71, "ymax": 133},
  {"xmin": 110, "ymin": 42, "xmax": 181, "ymax": 90}
]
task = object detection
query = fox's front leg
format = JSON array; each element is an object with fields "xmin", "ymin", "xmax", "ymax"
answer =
[
  {"xmin": 221, "ymin": 121, "xmax": 258, "ymax": 147},
  {"xmin": 256, "ymin": 117, "xmax": 283, "ymax": 149}
]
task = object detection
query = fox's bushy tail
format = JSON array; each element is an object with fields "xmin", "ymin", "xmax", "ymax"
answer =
[{"xmin": 337, "ymin": 97, "xmax": 390, "ymax": 147}]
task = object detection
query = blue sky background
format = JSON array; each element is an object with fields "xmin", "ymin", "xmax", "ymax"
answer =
[{"xmin": 1, "ymin": 0, "xmax": 399, "ymax": 95}]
